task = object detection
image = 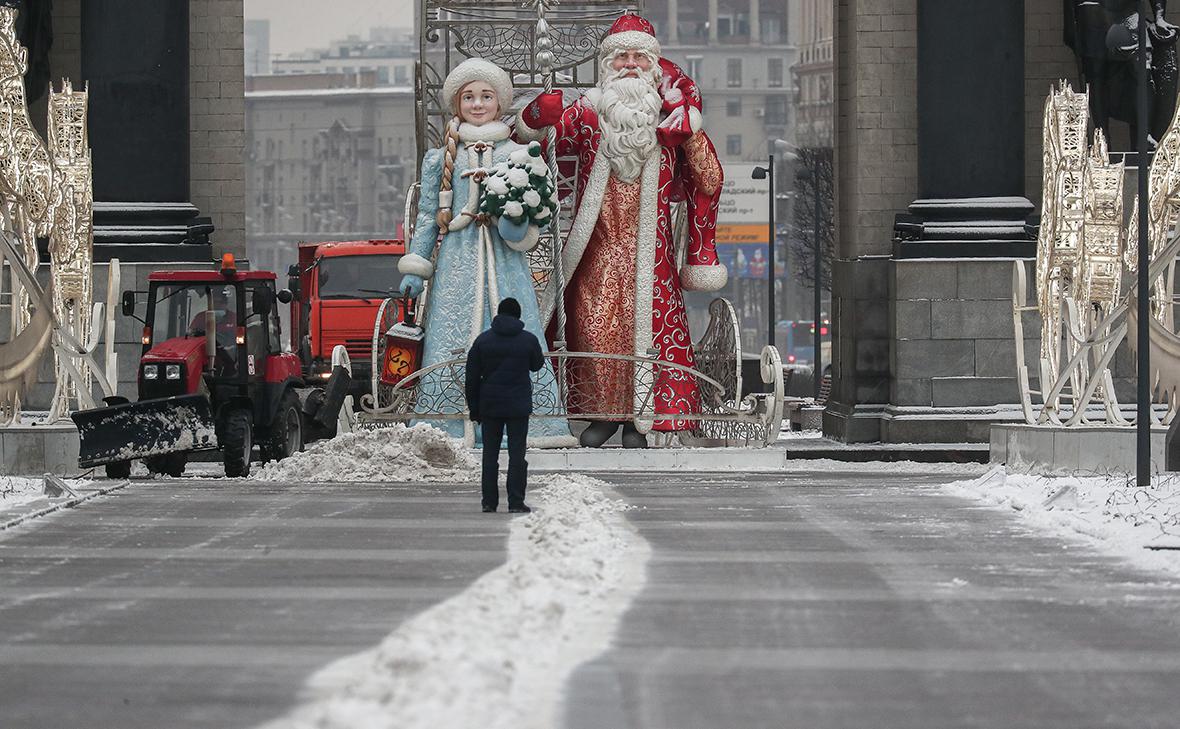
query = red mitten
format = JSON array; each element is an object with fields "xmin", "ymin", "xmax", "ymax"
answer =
[
  {"xmin": 524, "ymin": 90, "xmax": 564, "ymax": 128},
  {"xmin": 661, "ymin": 85, "xmax": 686, "ymax": 113},
  {"xmin": 657, "ymin": 102, "xmax": 693, "ymax": 147}
]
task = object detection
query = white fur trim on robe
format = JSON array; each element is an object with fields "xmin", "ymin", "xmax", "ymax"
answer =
[
  {"xmin": 398, "ymin": 252, "xmax": 434, "ymax": 279},
  {"xmin": 458, "ymin": 120, "xmax": 510, "ymax": 143},
  {"xmin": 688, "ymin": 106, "xmax": 702, "ymax": 133},
  {"xmin": 680, "ymin": 263, "xmax": 727, "ymax": 292},
  {"xmin": 630, "ymin": 151, "xmax": 662, "ymax": 434},
  {"xmin": 539, "ymin": 148, "xmax": 613, "ymax": 326}
]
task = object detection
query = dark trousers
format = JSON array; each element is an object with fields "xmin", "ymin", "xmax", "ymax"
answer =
[{"xmin": 480, "ymin": 416, "xmax": 528, "ymax": 508}]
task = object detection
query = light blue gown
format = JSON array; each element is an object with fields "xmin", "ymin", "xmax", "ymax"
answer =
[{"xmin": 404, "ymin": 136, "xmax": 571, "ymax": 446}]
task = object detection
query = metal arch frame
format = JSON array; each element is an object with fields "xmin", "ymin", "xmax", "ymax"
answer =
[{"xmin": 416, "ymin": 0, "xmax": 633, "ymax": 163}]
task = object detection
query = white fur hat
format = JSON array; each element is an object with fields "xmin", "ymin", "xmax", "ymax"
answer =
[
  {"xmin": 442, "ymin": 58, "xmax": 514, "ymax": 114},
  {"xmin": 599, "ymin": 13, "xmax": 661, "ymax": 59}
]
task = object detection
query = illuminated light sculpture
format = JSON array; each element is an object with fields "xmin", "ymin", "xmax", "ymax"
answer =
[
  {"xmin": 0, "ymin": 7, "xmax": 115, "ymax": 422},
  {"xmin": 1015, "ymin": 80, "xmax": 1180, "ymax": 427}
]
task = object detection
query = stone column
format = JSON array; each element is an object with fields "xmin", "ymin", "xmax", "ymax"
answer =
[
  {"xmin": 880, "ymin": 0, "xmax": 1035, "ymax": 444},
  {"xmin": 667, "ymin": 0, "xmax": 679, "ymax": 44},
  {"xmin": 708, "ymin": 0, "xmax": 719, "ymax": 43},
  {"xmin": 749, "ymin": 0, "xmax": 760, "ymax": 45},
  {"xmin": 83, "ymin": 0, "xmax": 189, "ymax": 202},
  {"xmin": 81, "ymin": 0, "xmax": 212, "ymax": 261},
  {"xmin": 893, "ymin": 0, "xmax": 1031, "ymax": 257}
]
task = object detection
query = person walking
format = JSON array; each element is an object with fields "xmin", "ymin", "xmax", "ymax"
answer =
[{"xmin": 465, "ymin": 297, "xmax": 544, "ymax": 513}]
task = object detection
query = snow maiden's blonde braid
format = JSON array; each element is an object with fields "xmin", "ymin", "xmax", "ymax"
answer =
[{"xmin": 436, "ymin": 116, "xmax": 461, "ymax": 233}]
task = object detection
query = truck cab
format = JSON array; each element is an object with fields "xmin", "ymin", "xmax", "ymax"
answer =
[{"xmin": 288, "ymin": 239, "xmax": 405, "ymax": 390}]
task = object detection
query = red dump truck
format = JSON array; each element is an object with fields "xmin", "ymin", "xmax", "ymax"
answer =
[{"xmin": 287, "ymin": 239, "xmax": 406, "ymax": 394}]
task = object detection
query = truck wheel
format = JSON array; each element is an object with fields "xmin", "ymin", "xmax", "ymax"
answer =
[
  {"xmin": 105, "ymin": 461, "xmax": 131, "ymax": 479},
  {"xmin": 222, "ymin": 409, "xmax": 253, "ymax": 478},
  {"xmin": 261, "ymin": 391, "xmax": 303, "ymax": 462},
  {"xmin": 145, "ymin": 452, "xmax": 188, "ymax": 478}
]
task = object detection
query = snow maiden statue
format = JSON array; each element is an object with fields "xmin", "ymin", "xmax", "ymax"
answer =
[{"xmin": 399, "ymin": 58, "xmax": 573, "ymax": 446}]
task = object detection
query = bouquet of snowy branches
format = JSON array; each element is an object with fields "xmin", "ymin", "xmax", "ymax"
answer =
[{"xmin": 479, "ymin": 141, "xmax": 559, "ymax": 250}]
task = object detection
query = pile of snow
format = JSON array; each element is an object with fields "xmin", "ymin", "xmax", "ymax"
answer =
[
  {"xmin": 947, "ymin": 467, "xmax": 1180, "ymax": 575},
  {"xmin": 261, "ymin": 474, "xmax": 649, "ymax": 729},
  {"xmin": 0, "ymin": 475, "xmax": 94, "ymax": 518},
  {"xmin": 252, "ymin": 424, "xmax": 477, "ymax": 482},
  {"xmin": 0, "ymin": 476, "xmax": 46, "ymax": 514}
]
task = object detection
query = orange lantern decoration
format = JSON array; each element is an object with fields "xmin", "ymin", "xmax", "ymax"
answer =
[{"xmin": 380, "ymin": 295, "xmax": 424, "ymax": 387}]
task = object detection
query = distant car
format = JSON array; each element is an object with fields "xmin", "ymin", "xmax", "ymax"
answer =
[{"xmin": 778, "ymin": 319, "xmax": 831, "ymax": 366}]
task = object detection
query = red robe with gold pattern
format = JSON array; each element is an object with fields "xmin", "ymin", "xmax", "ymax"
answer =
[{"xmin": 517, "ymin": 93, "xmax": 726, "ymax": 431}]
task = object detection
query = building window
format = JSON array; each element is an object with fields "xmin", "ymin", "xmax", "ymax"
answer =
[
  {"xmin": 727, "ymin": 58, "xmax": 742, "ymax": 88},
  {"xmin": 765, "ymin": 95, "xmax": 788, "ymax": 125},
  {"xmin": 761, "ymin": 16, "xmax": 782, "ymax": 44},
  {"xmin": 768, "ymin": 58, "xmax": 783, "ymax": 88},
  {"xmin": 726, "ymin": 97, "xmax": 741, "ymax": 117},
  {"xmin": 686, "ymin": 55, "xmax": 703, "ymax": 80},
  {"xmin": 726, "ymin": 135, "xmax": 742, "ymax": 156},
  {"xmin": 378, "ymin": 66, "xmax": 390, "ymax": 84},
  {"xmin": 395, "ymin": 66, "xmax": 408, "ymax": 84}
]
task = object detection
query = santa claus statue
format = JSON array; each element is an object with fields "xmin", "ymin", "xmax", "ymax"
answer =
[{"xmin": 516, "ymin": 12, "xmax": 726, "ymax": 448}]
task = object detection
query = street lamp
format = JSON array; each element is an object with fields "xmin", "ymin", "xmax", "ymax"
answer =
[
  {"xmin": 751, "ymin": 158, "xmax": 775, "ymax": 348},
  {"xmin": 1110, "ymin": 2, "xmax": 1152, "ymax": 485},
  {"xmin": 752, "ymin": 140, "xmax": 795, "ymax": 350},
  {"xmin": 1136, "ymin": 1, "xmax": 1150, "ymax": 487}
]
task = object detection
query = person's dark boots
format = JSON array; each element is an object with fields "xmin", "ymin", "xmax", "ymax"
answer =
[
  {"xmin": 621, "ymin": 422, "xmax": 648, "ymax": 449},
  {"xmin": 508, "ymin": 503, "xmax": 532, "ymax": 513},
  {"xmin": 579, "ymin": 421, "xmax": 619, "ymax": 447},
  {"xmin": 482, "ymin": 504, "xmax": 497, "ymax": 513}
]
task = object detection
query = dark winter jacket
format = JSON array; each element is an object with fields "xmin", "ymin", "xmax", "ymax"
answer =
[{"xmin": 464, "ymin": 315, "xmax": 545, "ymax": 420}]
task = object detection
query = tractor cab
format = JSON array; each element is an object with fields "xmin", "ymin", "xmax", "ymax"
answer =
[{"xmin": 139, "ymin": 268, "xmax": 285, "ymax": 398}]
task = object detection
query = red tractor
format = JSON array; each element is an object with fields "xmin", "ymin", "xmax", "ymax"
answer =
[{"xmin": 72, "ymin": 255, "xmax": 349, "ymax": 478}]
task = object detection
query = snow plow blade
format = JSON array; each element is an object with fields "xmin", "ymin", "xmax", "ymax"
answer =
[{"xmin": 71, "ymin": 394, "xmax": 218, "ymax": 468}]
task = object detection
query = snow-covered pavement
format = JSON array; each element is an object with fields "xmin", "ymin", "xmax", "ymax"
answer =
[
  {"xmin": 563, "ymin": 469, "xmax": 1180, "ymax": 728},
  {"xmin": 947, "ymin": 467, "xmax": 1180, "ymax": 576},
  {"xmin": 262, "ymin": 474, "xmax": 648, "ymax": 729},
  {"xmin": 6, "ymin": 433, "xmax": 1180, "ymax": 728},
  {"xmin": 0, "ymin": 476, "xmax": 48, "ymax": 514}
]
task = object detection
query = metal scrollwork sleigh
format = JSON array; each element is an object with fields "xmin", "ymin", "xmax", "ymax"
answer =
[{"xmin": 361, "ymin": 294, "xmax": 785, "ymax": 446}]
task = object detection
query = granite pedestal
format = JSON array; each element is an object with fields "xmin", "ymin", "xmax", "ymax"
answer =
[{"xmin": 990, "ymin": 423, "xmax": 1167, "ymax": 474}]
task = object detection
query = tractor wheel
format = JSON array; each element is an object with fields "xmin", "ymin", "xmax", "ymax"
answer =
[
  {"xmin": 222, "ymin": 408, "xmax": 253, "ymax": 478},
  {"xmin": 105, "ymin": 461, "xmax": 131, "ymax": 480},
  {"xmin": 261, "ymin": 391, "xmax": 303, "ymax": 463},
  {"xmin": 145, "ymin": 452, "xmax": 188, "ymax": 478}
]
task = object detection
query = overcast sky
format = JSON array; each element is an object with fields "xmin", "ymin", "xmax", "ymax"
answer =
[{"xmin": 245, "ymin": 0, "xmax": 415, "ymax": 56}]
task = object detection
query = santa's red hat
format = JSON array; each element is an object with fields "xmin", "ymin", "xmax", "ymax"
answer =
[{"xmin": 600, "ymin": 12, "xmax": 661, "ymax": 59}]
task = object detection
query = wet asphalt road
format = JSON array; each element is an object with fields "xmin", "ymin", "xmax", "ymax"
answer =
[
  {"xmin": 4, "ymin": 467, "xmax": 1180, "ymax": 729},
  {"xmin": 563, "ymin": 470, "xmax": 1180, "ymax": 729},
  {"xmin": 0, "ymin": 478, "xmax": 504, "ymax": 729}
]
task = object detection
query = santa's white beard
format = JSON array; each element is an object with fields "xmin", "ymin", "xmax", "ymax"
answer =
[{"xmin": 598, "ymin": 68, "xmax": 662, "ymax": 183}]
